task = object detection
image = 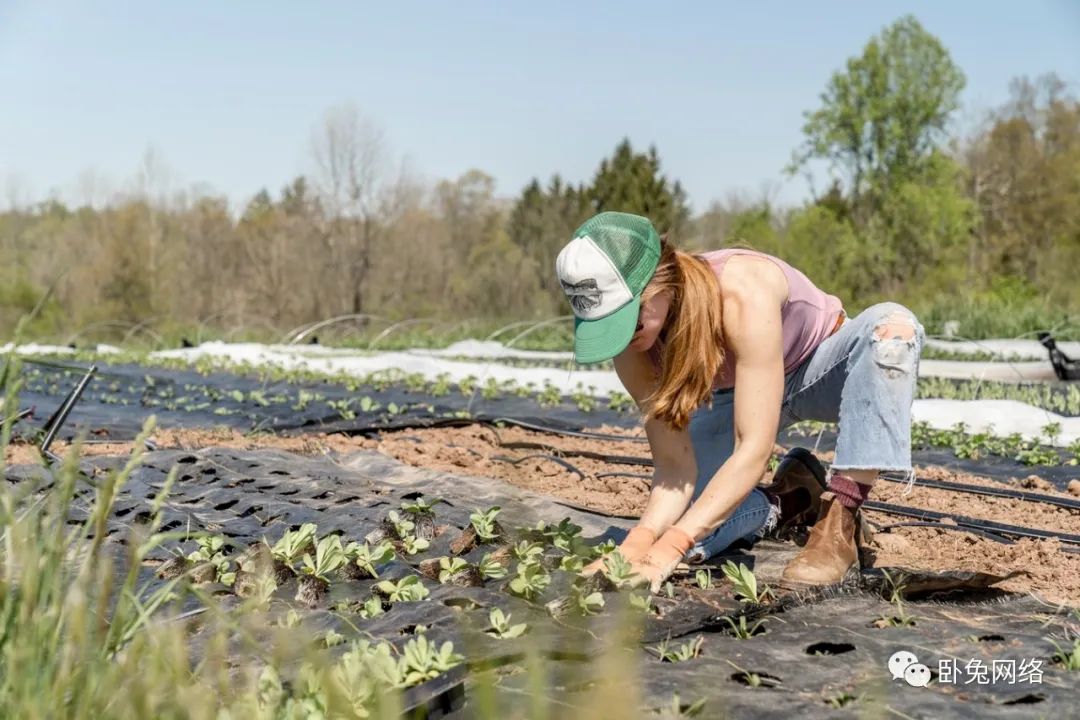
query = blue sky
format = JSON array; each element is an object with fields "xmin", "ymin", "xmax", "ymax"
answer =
[{"xmin": 2, "ymin": 1, "xmax": 1078, "ymax": 211}]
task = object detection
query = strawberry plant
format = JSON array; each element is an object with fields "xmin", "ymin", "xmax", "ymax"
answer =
[
  {"xmin": 477, "ymin": 552, "xmax": 508, "ymax": 580},
  {"xmin": 508, "ymin": 561, "xmax": 550, "ymax": 601},
  {"xmin": 602, "ymin": 550, "xmax": 637, "ymax": 588},
  {"xmin": 721, "ymin": 561, "xmax": 773, "ymax": 603},
  {"xmin": 437, "ymin": 557, "xmax": 470, "ymax": 583},
  {"xmin": 485, "ymin": 607, "xmax": 528, "ymax": 639},
  {"xmin": 399, "ymin": 636, "xmax": 464, "ymax": 687},
  {"xmin": 270, "ymin": 523, "xmax": 317, "ymax": 570},
  {"xmin": 375, "ymin": 575, "xmax": 429, "ymax": 603},
  {"xmin": 648, "ymin": 636, "xmax": 704, "ymax": 663},
  {"xmin": 297, "ymin": 535, "xmax": 346, "ymax": 607},
  {"xmin": 511, "ymin": 540, "xmax": 544, "ymax": 563},
  {"xmin": 344, "ymin": 540, "xmax": 395, "ymax": 579},
  {"xmin": 401, "ymin": 496, "xmax": 442, "ymax": 517},
  {"xmin": 401, "ymin": 536, "xmax": 430, "ymax": 555},
  {"xmin": 470, "ymin": 506, "xmax": 502, "ymax": 542}
]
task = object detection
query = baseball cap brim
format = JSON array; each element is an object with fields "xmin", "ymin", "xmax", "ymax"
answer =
[{"xmin": 573, "ymin": 295, "xmax": 640, "ymax": 364}]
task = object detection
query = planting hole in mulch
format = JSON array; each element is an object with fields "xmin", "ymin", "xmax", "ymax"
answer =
[
  {"xmin": 805, "ymin": 641, "xmax": 855, "ymax": 655},
  {"xmin": 1002, "ymin": 694, "xmax": 1045, "ymax": 705},
  {"xmin": 730, "ymin": 671, "xmax": 782, "ymax": 688},
  {"xmin": 443, "ymin": 597, "xmax": 484, "ymax": 611}
]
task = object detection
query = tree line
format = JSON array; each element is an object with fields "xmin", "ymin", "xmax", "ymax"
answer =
[{"xmin": 3, "ymin": 15, "xmax": 1078, "ymax": 344}]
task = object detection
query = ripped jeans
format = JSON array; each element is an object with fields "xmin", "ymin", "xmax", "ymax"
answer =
[{"xmin": 685, "ymin": 302, "xmax": 925, "ymax": 563}]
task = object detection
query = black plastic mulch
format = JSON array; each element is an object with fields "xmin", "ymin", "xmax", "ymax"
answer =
[{"xmin": 4, "ymin": 445, "xmax": 1076, "ymax": 718}]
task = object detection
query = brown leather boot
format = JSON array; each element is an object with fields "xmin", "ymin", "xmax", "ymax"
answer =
[
  {"xmin": 780, "ymin": 491, "xmax": 860, "ymax": 587},
  {"xmin": 761, "ymin": 447, "xmax": 828, "ymax": 536}
]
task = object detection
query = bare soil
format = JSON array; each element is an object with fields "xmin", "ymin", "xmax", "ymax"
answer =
[{"xmin": 862, "ymin": 520, "xmax": 1080, "ymax": 606}]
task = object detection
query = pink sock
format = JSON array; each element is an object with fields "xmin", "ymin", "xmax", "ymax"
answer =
[{"xmin": 829, "ymin": 474, "xmax": 871, "ymax": 509}]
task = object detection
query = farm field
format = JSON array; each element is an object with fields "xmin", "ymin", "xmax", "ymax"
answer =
[{"xmin": 3, "ymin": 342, "xmax": 1077, "ymax": 718}]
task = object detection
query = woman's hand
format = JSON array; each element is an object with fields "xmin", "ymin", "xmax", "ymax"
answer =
[
  {"xmin": 629, "ymin": 527, "xmax": 697, "ymax": 592},
  {"xmin": 581, "ymin": 526, "xmax": 656, "ymax": 575}
]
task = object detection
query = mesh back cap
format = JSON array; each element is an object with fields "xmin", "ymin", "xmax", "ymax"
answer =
[{"xmin": 555, "ymin": 212, "xmax": 661, "ymax": 364}]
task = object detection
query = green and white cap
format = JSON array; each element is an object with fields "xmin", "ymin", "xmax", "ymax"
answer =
[{"xmin": 555, "ymin": 211, "xmax": 661, "ymax": 364}]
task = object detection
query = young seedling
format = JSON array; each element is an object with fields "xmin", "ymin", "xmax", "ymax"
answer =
[
  {"xmin": 721, "ymin": 615, "xmax": 767, "ymax": 639},
  {"xmin": 511, "ymin": 540, "xmax": 545, "ymax": 563},
  {"xmin": 589, "ymin": 538, "xmax": 617, "ymax": 559},
  {"xmin": 825, "ymin": 692, "xmax": 858, "ymax": 708},
  {"xmin": 507, "ymin": 561, "xmax": 550, "ymax": 601},
  {"xmin": 695, "ymin": 569, "xmax": 713, "ymax": 590},
  {"xmin": 1050, "ymin": 637, "xmax": 1080, "ymax": 670},
  {"xmin": 374, "ymin": 575, "xmax": 430, "ymax": 603},
  {"xmin": 399, "ymin": 635, "xmax": 464, "ymax": 687},
  {"xmin": 400, "ymin": 535, "xmax": 430, "ymax": 556},
  {"xmin": 485, "ymin": 607, "xmax": 528, "ymax": 639},
  {"xmin": 721, "ymin": 561, "xmax": 774, "ymax": 603},
  {"xmin": 297, "ymin": 535, "xmax": 346, "ymax": 607},
  {"xmin": 574, "ymin": 586, "xmax": 605, "ymax": 616},
  {"xmin": 648, "ymin": 636, "xmax": 704, "ymax": 663},
  {"xmin": 437, "ymin": 557, "xmax": 483, "ymax": 586},
  {"xmin": 655, "ymin": 695, "xmax": 707, "ymax": 718},
  {"xmin": 401, "ymin": 496, "xmax": 442, "ymax": 517},
  {"xmin": 629, "ymin": 592, "xmax": 654, "ymax": 615},
  {"xmin": 559, "ymin": 554, "xmax": 585, "ymax": 573},
  {"xmin": 470, "ymin": 506, "xmax": 502, "ymax": 542},
  {"xmin": 873, "ymin": 569, "xmax": 917, "ymax": 628},
  {"xmin": 186, "ymin": 535, "xmax": 235, "ymax": 585},
  {"xmin": 384, "ymin": 511, "xmax": 416, "ymax": 541},
  {"xmin": 542, "ymin": 518, "xmax": 583, "ymax": 552},
  {"xmin": 477, "ymin": 552, "xmax": 509, "ymax": 580},
  {"xmin": 400, "ymin": 497, "xmax": 441, "ymax": 540},
  {"xmin": 726, "ymin": 660, "xmax": 780, "ymax": 688},
  {"xmin": 451, "ymin": 506, "xmax": 504, "ymax": 555},
  {"xmin": 358, "ymin": 595, "xmax": 386, "ymax": 619},
  {"xmin": 269, "ymin": 523, "xmax": 318, "ymax": 579},
  {"xmin": 343, "ymin": 540, "xmax": 395, "ymax": 580},
  {"xmin": 602, "ymin": 550, "xmax": 637, "ymax": 588}
]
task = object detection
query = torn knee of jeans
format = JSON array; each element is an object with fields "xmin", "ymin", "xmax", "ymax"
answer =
[
  {"xmin": 872, "ymin": 311, "xmax": 918, "ymax": 378},
  {"xmin": 873, "ymin": 311, "xmax": 918, "ymax": 342}
]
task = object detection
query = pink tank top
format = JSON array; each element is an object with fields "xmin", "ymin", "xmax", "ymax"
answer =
[{"xmin": 649, "ymin": 249, "xmax": 844, "ymax": 390}]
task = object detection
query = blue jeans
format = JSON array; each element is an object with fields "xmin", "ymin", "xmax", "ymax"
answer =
[{"xmin": 685, "ymin": 303, "xmax": 925, "ymax": 563}]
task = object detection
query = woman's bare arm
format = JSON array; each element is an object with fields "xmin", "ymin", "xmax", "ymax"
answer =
[
  {"xmin": 671, "ymin": 259, "xmax": 786, "ymax": 539},
  {"xmin": 612, "ymin": 350, "xmax": 697, "ymax": 535}
]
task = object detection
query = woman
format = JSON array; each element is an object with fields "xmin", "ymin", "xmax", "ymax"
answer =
[{"xmin": 557, "ymin": 211, "xmax": 924, "ymax": 590}]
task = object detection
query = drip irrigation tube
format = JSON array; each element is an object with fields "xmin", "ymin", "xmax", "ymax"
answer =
[
  {"xmin": 869, "ymin": 521, "xmax": 1014, "ymax": 545},
  {"xmin": 863, "ymin": 500, "xmax": 1080, "ymax": 546},
  {"xmin": 487, "ymin": 417, "xmax": 647, "ymax": 443},
  {"xmin": 878, "ymin": 474, "xmax": 1080, "ymax": 511},
  {"xmin": 490, "ymin": 454, "xmax": 585, "ymax": 480}
]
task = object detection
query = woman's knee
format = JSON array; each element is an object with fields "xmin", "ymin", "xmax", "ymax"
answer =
[{"xmin": 858, "ymin": 303, "xmax": 924, "ymax": 379}]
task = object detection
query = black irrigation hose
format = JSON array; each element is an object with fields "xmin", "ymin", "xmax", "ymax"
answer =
[
  {"xmin": 595, "ymin": 472, "xmax": 652, "ymax": 481},
  {"xmin": 878, "ymin": 474, "xmax": 1080, "ymax": 511},
  {"xmin": 863, "ymin": 500, "xmax": 1080, "ymax": 546},
  {"xmin": 487, "ymin": 416, "xmax": 647, "ymax": 443},
  {"xmin": 871, "ymin": 521, "xmax": 1015, "ymax": 545},
  {"xmin": 490, "ymin": 453, "xmax": 586, "ymax": 480},
  {"xmin": 498, "ymin": 441, "xmax": 653, "ymax": 467}
]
